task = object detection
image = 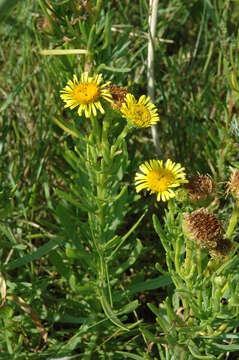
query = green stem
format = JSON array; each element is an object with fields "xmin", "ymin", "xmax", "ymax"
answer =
[
  {"xmin": 92, "ymin": 114, "xmax": 114, "ymax": 308},
  {"xmin": 167, "ymin": 199, "xmax": 174, "ymax": 224},
  {"xmin": 110, "ymin": 124, "xmax": 131, "ymax": 157},
  {"xmin": 184, "ymin": 239, "xmax": 193, "ymax": 276},
  {"xmin": 90, "ymin": 115, "xmax": 101, "ymax": 145},
  {"xmin": 105, "ymin": 263, "xmax": 113, "ymax": 307},
  {"xmin": 101, "ymin": 115, "xmax": 111, "ymax": 165},
  {"xmin": 226, "ymin": 201, "xmax": 239, "ymax": 238},
  {"xmin": 175, "ymin": 236, "xmax": 184, "ymax": 279},
  {"xmin": 99, "ymin": 254, "xmax": 105, "ymax": 286},
  {"xmin": 196, "ymin": 247, "xmax": 202, "ymax": 275},
  {"xmin": 90, "ymin": 0, "xmax": 103, "ymax": 24}
]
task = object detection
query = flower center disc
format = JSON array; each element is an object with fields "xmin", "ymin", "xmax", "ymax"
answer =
[
  {"xmin": 147, "ymin": 169, "xmax": 175, "ymax": 192},
  {"xmin": 73, "ymin": 83, "xmax": 100, "ymax": 104},
  {"xmin": 130, "ymin": 104, "xmax": 151, "ymax": 126}
]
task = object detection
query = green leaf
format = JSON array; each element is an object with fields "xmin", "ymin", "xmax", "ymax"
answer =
[
  {"xmin": 212, "ymin": 342, "xmax": 239, "ymax": 351},
  {"xmin": 55, "ymin": 203, "xmax": 78, "ymax": 244},
  {"xmin": 188, "ymin": 340, "xmax": 216, "ymax": 359},
  {"xmin": 55, "ymin": 188, "xmax": 92, "ymax": 212},
  {"xmin": 118, "ymin": 300, "xmax": 139, "ymax": 315},
  {"xmin": 48, "ymin": 251, "xmax": 70, "ymax": 279},
  {"xmin": 100, "ymin": 288, "xmax": 129, "ymax": 331},
  {"xmin": 52, "ymin": 117, "xmax": 81, "ymax": 138},
  {"xmin": 115, "ymin": 351, "xmax": 145, "ymax": 360},
  {"xmin": 0, "ymin": 0, "xmax": 18, "ymax": 22},
  {"xmin": 127, "ymin": 275, "xmax": 172, "ymax": 294},
  {"xmin": 108, "ymin": 212, "xmax": 146, "ymax": 261},
  {"xmin": 0, "ymin": 224, "xmax": 17, "ymax": 245},
  {"xmin": 153, "ymin": 214, "xmax": 171, "ymax": 253},
  {"xmin": 57, "ymin": 314, "xmax": 88, "ymax": 324},
  {"xmin": 140, "ymin": 326, "xmax": 159, "ymax": 344},
  {"xmin": 0, "ymin": 78, "xmax": 29, "ymax": 113},
  {"xmin": 7, "ymin": 237, "xmax": 63, "ymax": 270},
  {"xmin": 104, "ymin": 235, "xmax": 120, "ymax": 251},
  {"xmin": 115, "ymin": 238, "xmax": 143, "ymax": 275},
  {"xmin": 65, "ymin": 247, "xmax": 93, "ymax": 269},
  {"xmin": 147, "ymin": 303, "xmax": 170, "ymax": 332}
]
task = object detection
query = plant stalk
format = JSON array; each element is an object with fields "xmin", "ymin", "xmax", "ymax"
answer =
[{"xmin": 226, "ymin": 201, "xmax": 239, "ymax": 238}]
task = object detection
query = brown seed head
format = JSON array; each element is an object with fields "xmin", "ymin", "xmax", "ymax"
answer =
[
  {"xmin": 183, "ymin": 208, "xmax": 222, "ymax": 249},
  {"xmin": 108, "ymin": 84, "xmax": 128, "ymax": 110},
  {"xmin": 185, "ymin": 174, "xmax": 213, "ymax": 202},
  {"xmin": 227, "ymin": 169, "xmax": 239, "ymax": 200}
]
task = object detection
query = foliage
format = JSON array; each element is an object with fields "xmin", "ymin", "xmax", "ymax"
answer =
[{"xmin": 1, "ymin": 0, "xmax": 239, "ymax": 358}]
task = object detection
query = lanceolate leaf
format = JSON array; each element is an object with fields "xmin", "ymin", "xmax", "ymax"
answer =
[
  {"xmin": 100, "ymin": 288, "xmax": 129, "ymax": 331},
  {"xmin": 7, "ymin": 237, "xmax": 63, "ymax": 270}
]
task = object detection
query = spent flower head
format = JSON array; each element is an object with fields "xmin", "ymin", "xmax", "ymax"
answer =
[
  {"xmin": 135, "ymin": 159, "xmax": 187, "ymax": 202},
  {"xmin": 108, "ymin": 84, "xmax": 128, "ymax": 110},
  {"xmin": 185, "ymin": 174, "xmax": 213, "ymax": 202},
  {"xmin": 226, "ymin": 169, "xmax": 239, "ymax": 200},
  {"xmin": 60, "ymin": 72, "xmax": 112, "ymax": 118},
  {"xmin": 183, "ymin": 208, "xmax": 222, "ymax": 250},
  {"xmin": 121, "ymin": 94, "xmax": 159, "ymax": 128}
]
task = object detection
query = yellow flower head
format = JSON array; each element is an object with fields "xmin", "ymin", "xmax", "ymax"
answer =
[
  {"xmin": 135, "ymin": 159, "xmax": 188, "ymax": 201},
  {"xmin": 120, "ymin": 94, "xmax": 160, "ymax": 128},
  {"xmin": 60, "ymin": 72, "xmax": 112, "ymax": 118}
]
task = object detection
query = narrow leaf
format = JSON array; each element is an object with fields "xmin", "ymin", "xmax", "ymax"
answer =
[
  {"xmin": 100, "ymin": 289, "xmax": 129, "ymax": 331},
  {"xmin": 212, "ymin": 342, "xmax": 239, "ymax": 351},
  {"xmin": 188, "ymin": 340, "xmax": 216, "ymax": 359},
  {"xmin": 52, "ymin": 117, "xmax": 81, "ymax": 138},
  {"xmin": 115, "ymin": 351, "xmax": 145, "ymax": 360},
  {"xmin": 115, "ymin": 238, "xmax": 143, "ymax": 275},
  {"xmin": 7, "ymin": 237, "xmax": 62, "ymax": 270}
]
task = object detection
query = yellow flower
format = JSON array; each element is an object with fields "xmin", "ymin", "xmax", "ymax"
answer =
[
  {"xmin": 60, "ymin": 72, "xmax": 112, "ymax": 118},
  {"xmin": 120, "ymin": 94, "xmax": 159, "ymax": 128},
  {"xmin": 135, "ymin": 159, "xmax": 188, "ymax": 201}
]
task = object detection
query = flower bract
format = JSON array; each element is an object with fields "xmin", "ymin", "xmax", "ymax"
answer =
[
  {"xmin": 60, "ymin": 72, "xmax": 112, "ymax": 118},
  {"xmin": 120, "ymin": 94, "xmax": 159, "ymax": 128},
  {"xmin": 135, "ymin": 159, "xmax": 187, "ymax": 201}
]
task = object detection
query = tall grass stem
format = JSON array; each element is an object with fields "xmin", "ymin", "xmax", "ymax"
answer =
[{"xmin": 148, "ymin": 0, "xmax": 160, "ymax": 156}]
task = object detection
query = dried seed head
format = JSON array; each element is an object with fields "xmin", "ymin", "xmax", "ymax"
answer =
[
  {"xmin": 227, "ymin": 169, "xmax": 239, "ymax": 200},
  {"xmin": 108, "ymin": 84, "xmax": 128, "ymax": 110},
  {"xmin": 183, "ymin": 208, "xmax": 222, "ymax": 250},
  {"xmin": 185, "ymin": 174, "xmax": 213, "ymax": 202},
  {"xmin": 210, "ymin": 237, "xmax": 233, "ymax": 258}
]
